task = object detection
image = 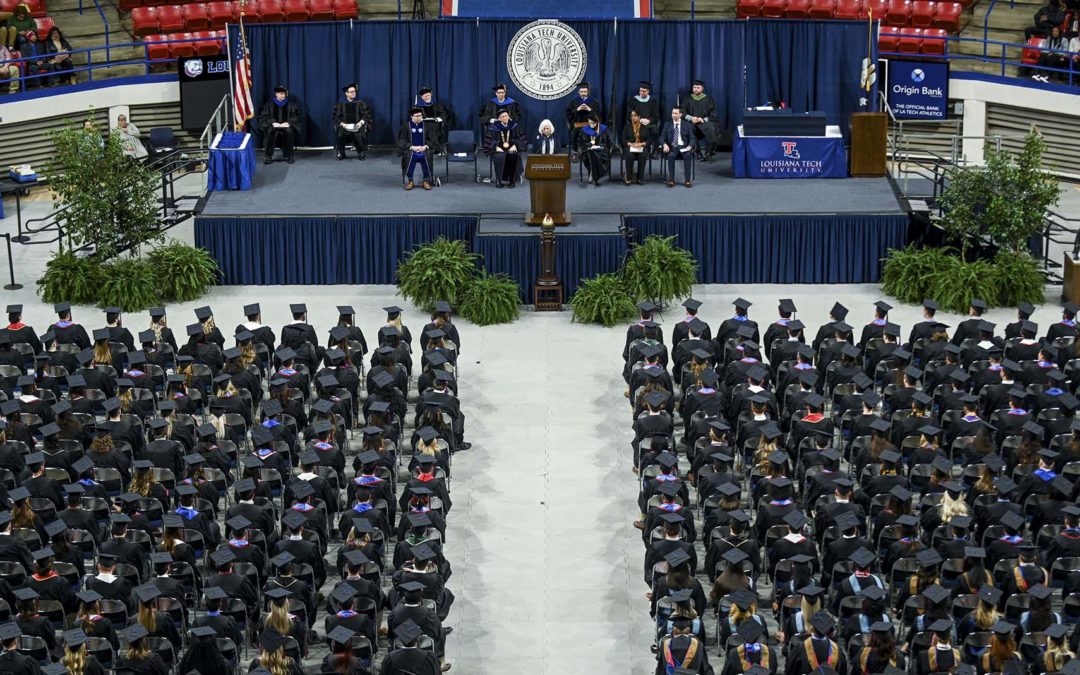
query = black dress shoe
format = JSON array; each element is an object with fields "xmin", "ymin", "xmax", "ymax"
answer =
[
  {"xmin": 459, "ymin": 442, "xmax": 472, "ymax": 450},
  {"xmin": 264, "ymin": 157, "xmax": 272, "ymax": 164},
  {"xmin": 336, "ymin": 154, "xmax": 345, "ymax": 160},
  {"xmin": 508, "ymin": 181, "xmax": 516, "ymax": 189},
  {"xmin": 359, "ymin": 152, "xmax": 366, "ymax": 160},
  {"xmin": 287, "ymin": 156, "xmax": 294, "ymax": 164},
  {"xmin": 496, "ymin": 180, "xmax": 504, "ymax": 188}
]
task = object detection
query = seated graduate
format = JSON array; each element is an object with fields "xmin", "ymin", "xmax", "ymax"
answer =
[
  {"xmin": 579, "ymin": 113, "xmax": 612, "ymax": 186},
  {"xmin": 416, "ymin": 86, "xmax": 453, "ymax": 148},
  {"xmin": 622, "ymin": 109, "xmax": 651, "ymax": 186},
  {"xmin": 533, "ymin": 119, "xmax": 560, "ymax": 155},
  {"xmin": 660, "ymin": 105, "xmax": 695, "ymax": 188},
  {"xmin": 258, "ymin": 84, "xmax": 300, "ymax": 164},
  {"xmin": 479, "ymin": 83, "xmax": 521, "ymax": 128},
  {"xmin": 332, "ymin": 82, "xmax": 372, "ymax": 160},
  {"xmin": 396, "ymin": 107, "xmax": 441, "ymax": 191},
  {"xmin": 565, "ymin": 81, "xmax": 601, "ymax": 162},
  {"xmin": 482, "ymin": 108, "xmax": 526, "ymax": 189}
]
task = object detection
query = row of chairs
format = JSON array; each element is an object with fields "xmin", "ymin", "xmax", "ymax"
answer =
[
  {"xmin": 0, "ymin": 0, "xmax": 46, "ymax": 17},
  {"xmin": 737, "ymin": 0, "xmax": 965, "ymax": 33},
  {"xmin": 143, "ymin": 30, "xmax": 226, "ymax": 60},
  {"xmin": 879, "ymin": 26, "xmax": 949, "ymax": 55},
  {"xmin": 130, "ymin": 0, "xmax": 357, "ymax": 35}
]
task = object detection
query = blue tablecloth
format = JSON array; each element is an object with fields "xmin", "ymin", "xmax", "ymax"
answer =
[
  {"xmin": 208, "ymin": 132, "xmax": 256, "ymax": 191},
  {"xmin": 733, "ymin": 125, "xmax": 847, "ymax": 179}
]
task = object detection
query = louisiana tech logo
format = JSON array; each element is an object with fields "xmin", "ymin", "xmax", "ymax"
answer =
[
  {"xmin": 507, "ymin": 20, "xmax": 587, "ymax": 101},
  {"xmin": 183, "ymin": 58, "xmax": 204, "ymax": 78},
  {"xmin": 910, "ymin": 68, "xmax": 925, "ymax": 83},
  {"xmin": 782, "ymin": 141, "xmax": 800, "ymax": 159}
]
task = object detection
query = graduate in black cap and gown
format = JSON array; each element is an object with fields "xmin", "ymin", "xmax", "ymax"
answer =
[
  {"xmin": 579, "ymin": 113, "xmax": 612, "ymax": 186},
  {"xmin": 258, "ymin": 84, "xmax": 300, "ymax": 164},
  {"xmin": 565, "ymin": 81, "xmax": 601, "ymax": 160},
  {"xmin": 397, "ymin": 107, "xmax": 440, "ymax": 191},
  {"xmin": 381, "ymin": 619, "xmax": 443, "ymax": 675},
  {"xmin": 479, "ymin": 83, "xmax": 521, "ymax": 126},
  {"xmin": 683, "ymin": 78, "xmax": 718, "ymax": 160},
  {"xmin": 483, "ymin": 107, "xmax": 526, "ymax": 188},
  {"xmin": 2, "ymin": 305, "xmax": 40, "ymax": 354},
  {"xmin": 333, "ymin": 82, "xmax": 373, "ymax": 160},
  {"xmin": 49, "ymin": 302, "xmax": 90, "ymax": 350}
]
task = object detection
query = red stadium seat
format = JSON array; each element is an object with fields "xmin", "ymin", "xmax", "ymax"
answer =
[
  {"xmin": 33, "ymin": 16, "xmax": 53, "ymax": 39},
  {"xmin": 886, "ymin": 0, "xmax": 911, "ymax": 25},
  {"xmin": 761, "ymin": 0, "xmax": 786, "ymax": 17},
  {"xmin": 330, "ymin": 0, "xmax": 356, "ymax": 18},
  {"xmin": 257, "ymin": 0, "xmax": 284, "ymax": 22},
  {"xmin": 206, "ymin": 1, "xmax": 235, "ymax": 27},
  {"xmin": 142, "ymin": 33, "xmax": 171, "ymax": 60},
  {"xmin": 191, "ymin": 30, "xmax": 221, "ymax": 55},
  {"xmin": 860, "ymin": 0, "xmax": 887, "ymax": 19},
  {"xmin": 785, "ymin": 0, "xmax": 813, "ymax": 18},
  {"xmin": 898, "ymin": 26, "xmax": 922, "ymax": 52},
  {"xmin": 283, "ymin": 0, "xmax": 308, "ymax": 20},
  {"xmin": 809, "ymin": 0, "xmax": 836, "ymax": 18},
  {"xmin": 156, "ymin": 4, "xmax": 185, "ymax": 32},
  {"xmin": 23, "ymin": 0, "xmax": 45, "ymax": 18},
  {"xmin": 878, "ymin": 29, "xmax": 900, "ymax": 52},
  {"xmin": 736, "ymin": 0, "xmax": 763, "ymax": 17},
  {"xmin": 933, "ymin": 1, "xmax": 962, "ymax": 32},
  {"xmin": 920, "ymin": 27, "xmax": 947, "ymax": 54},
  {"xmin": 1021, "ymin": 37, "xmax": 1044, "ymax": 65},
  {"xmin": 181, "ymin": 3, "xmax": 209, "ymax": 29},
  {"xmin": 118, "ymin": 0, "xmax": 142, "ymax": 12},
  {"xmin": 0, "ymin": 0, "xmax": 17, "ymax": 13},
  {"xmin": 307, "ymin": 0, "xmax": 333, "ymax": 19},
  {"xmin": 834, "ymin": 0, "xmax": 861, "ymax": 19},
  {"xmin": 169, "ymin": 31, "xmax": 196, "ymax": 57},
  {"xmin": 131, "ymin": 6, "xmax": 159, "ymax": 35},
  {"xmin": 910, "ymin": 0, "xmax": 934, "ymax": 26}
]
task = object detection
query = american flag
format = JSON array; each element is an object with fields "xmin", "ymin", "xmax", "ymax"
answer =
[{"xmin": 232, "ymin": 15, "xmax": 254, "ymax": 131}]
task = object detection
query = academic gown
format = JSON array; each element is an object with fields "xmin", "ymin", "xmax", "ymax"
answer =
[
  {"xmin": 332, "ymin": 97, "xmax": 374, "ymax": 155},
  {"xmin": 379, "ymin": 646, "xmax": 442, "ymax": 675},
  {"xmin": 682, "ymin": 93, "xmax": 719, "ymax": 150},
  {"xmin": 418, "ymin": 99, "xmax": 454, "ymax": 146},
  {"xmin": 483, "ymin": 120, "xmax": 527, "ymax": 185},
  {"xmin": 396, "ymin": 119, "xmax": 444, "ymax": 171},
  {"xmin": 626, "ymin": 95, "xmax": 662, "ymax": 142},
  {"xmin": 258, "ymin": 98, "xmax": 301, "ymax": 159},
  {"xmin": 479, "ymin": 97, "xmax": 522, "ymax": 126},
  {"xmin": 0, "ymin": 648, "xmax": 44, "ymax": 675},
  {"xmin": 579, "ymin": 124, "xmax": 612, "ymax": 181}
]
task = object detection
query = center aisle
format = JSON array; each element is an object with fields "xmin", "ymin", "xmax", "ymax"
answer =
[{"xmin": 442, "ymin": 313, "xmax": 657, "ymax": 674}]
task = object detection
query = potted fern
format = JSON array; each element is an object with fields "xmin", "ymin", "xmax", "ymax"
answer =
[
  {"xmin": 396, "ymin": 238, "xmax": 479, "ymax": 311},
  {"xmin": 621, "ymin": 235, "xmax": 698, "ymax": 307},
  {"xmin": 571, "ymin": 273, "xmax": 637, "ymax": 326},
  {"xmin": 458, "ymin": 272, "xmax": 520, "ymax": 326}
]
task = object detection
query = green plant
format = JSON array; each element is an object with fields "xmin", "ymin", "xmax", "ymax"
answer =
[
  {"xmin": 47, "ymin": 116, "xmax": 162, "ymax": 258},
  {"xmin": 396, "ymin": 237, "xmax": 479, "ymax": 311},
  {"xmin": 620, "ymin": 235, "xmax": 698, "ymax": 306},
  {"xmin": 36, "ymin": 250, "xmax": 102, "ymax": 304},
  {"xmin": 989, "ymin": 250, "xmax": 1045, "ymax": 307},
  {"xmin": 148, "ymin": 240, "xmax": 220, "ymax": 302},
  {"xmin": 571, "ymin": 272, "xmax": 637, "ymax": 326},
  {"xmin": 457, "ymin": 272, "xmax": 520, "ymax": 326},
  {"xmin": 922, "ymin": 255, "xmax": 998, "ymax": 313},
  {"xmin": 880, "ymin": 244, "xmax": 956, "ymax": 304},
  {"xmin": 96, "ymin": 257, "xmax": 160, "ymax": 312}
]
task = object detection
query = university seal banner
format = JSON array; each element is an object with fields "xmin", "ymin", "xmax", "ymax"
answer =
[{"xmin": 506, "ymin": 20, "xmax": 588, "ymax": 101}]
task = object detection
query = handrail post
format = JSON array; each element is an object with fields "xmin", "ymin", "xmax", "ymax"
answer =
[{"xmin": 1, "ymin": 235, "xmax": 21, "ymax": 291}]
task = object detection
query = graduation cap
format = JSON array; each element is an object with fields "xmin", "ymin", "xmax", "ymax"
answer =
[
  {"xmin": 727, "ymin": 509, "xmax": 750, "ymax": 524},
  {"xmin": 858, "ymin": 586, "xmax": 887, "ymax": 603},
  {"xmin": 261, "ymin": 400, "xmax": 283, "ymax": 418},
  {"xmin": 411, "ymin": 543, "xmax": 437, "ymax": 562},
  {"xmin": 869, "ymin": 620, "xmax": 894, "ymax": 633},
  {"xmin": 849, "ymin": 548, "xmax": 876, "ymax": 568},
  {"xmin": 883, "ymin": 322, "xmax": 901, "ymax": 337},
  {"xmin": 657, "ymin": 481, "xmax": 681, "ymax": 498},
  {"xmin": 210, "ymin": 548, "xmax": 236, "ymax": 567},
  {"xmin": 895, "ymin": 514, "xmax": 918, "ymax": 529},
  {"xmin": 787, "ymin": 319, "xmax": 805, "ymax": 332},
  {"xmin": 265, "ymin": 585, "xmax": 291, "ymax": 603},
  {"xmin": 733, "ymin": 298, "xmax": 752, "ymax": 310},
  {"xmin": 798, "ymin": 583, "xmax": 826, "ymax": 599},
  {"xmin": 878, "ymin": 450, "xmax": 902, "ymax": 466},
  {"xmin": 978, "ymin": 584, "xmax": 1003, "ymax": 605},
  {"xmin": 312, "ymin": 419, "xmax": 333, "ymax": 435},
  {"xmin": 667, "ymin": 588, "xmax": 693, "ymax": 604},
  {"xmin": 0, "ymin": 623, "xmax": 20, "ymax": 640},
  {"xmin": 637, "ymin": 80, "xmax": 653, "ymax": 90},
  {"xmin": 134, "ymin": 583, "xmax": 161, "ymax": 604},
  {"xmin": 258, "ymin": 628, "xmax": 287, "ymax": 651},
  {"xmin": 327, "ymin": 626, "xmax": 356, "ymax": 645},
  {"xmin": 1052, "ymin": 476, "xmax": 1073, "ymax": 496},
  {"xmin": 13, "ymin": 587, "xmax": 38, "ymax": 602},
  {"xmin": 730, "ymin": 589, "xmax": 758, "ymax": 611},
  {"xmin": 917, "ymin": 547, "xmax": 944, "ymax": 568},
  {"xmin": 990, "ymin": 620, "xmax": 1015, "ymax": 636},
  {"xmin": 835, "ymin": 512, "xmax": 860, "ymax": 532},
  {"xmin": 371, "ymin": 370, "xmax": 395, "ymax": 390},
  {"xmin": 342, "ymin": 549, "xmax": 370, "ymax": 568},
  {"xmin": 1045, "ymin": 623, "xmax": 1070, "ymax": 640},
  {"xmin": 720, "ymin": 548, "xmax": 748, "ymax": 566},
  {"xmin": 76, "ymin": 589, "xmax": 102, "ymax": 605},
  {"xmin": 783, "ymin": 510, "xmax": 808, "ymax": 530},
  {"xmin": 310, "ymin": 399, "xmax": 334, "ymax": 416},
  {"xmin": 840, "ymin": 344, "xmax": 861, "ymax": 359},
  {"xmin": 869, "ymin": 418, "xmax": 891, "ymax": 434},
  {"xmin": 8, "ymin": 487, "xmax": 29, "ymax": 502},
  {"xmin": 1000, "ymin": 511, "xmax": 1024, "ymax": 532},
  {"xmin": 292, "ymin": 481, "xmax": 316, "ymax": 499},
  {"xmin": 778, "ymin": 298, "xmax": 797, "ymax": 313},
  {"xmin": 931, "ymin": 455, "xmax": 952, "ymax": 474},
  {"xmin": 809, "ymin": 610, "xmax": 836, "ymax": 634},
  {"xmin": 190, "ymin": 625, "xmax": 218, "ymax": 640},
  {"xmin": 994, "ymin": 476, "xmax": 1018, "ymax": 495},
  {"xmin": 122, "ymin": 623, "xmax": 149, "ymax": 642},
  {"xmin": 235, "ymin": 477, "xmax": 257, "ymax": 494},
  {"xmin": 737, "ymin": 619, "xmax": 764, "ymax": 643},
  {"xmin": 833, "ymin": 321, "xmax": 852, "ymax": 334},
  {"xmin": 393, "ymin": 620, "xmax": 423, "ymax": 644},
  {"xmin": 715, "ymin": 482, "xmax": 740, "ymax": 498},
  {"xmin": 862, "ymin": 391, "xmax": 882, "ymax": 408},
  {"xmin": 760, "ymin": 423, "xmax": 783, "ymax": 442},
  {"xmin": 226, "ymin": 515, "xmax": 252, "ymax": 533},
  {"xmin": 658, "ymin": 512, "xmax": 685, "ymax": 526},
  {"xmin": 201, "ymin": 585, "xmax": 229, "ymax": 603},
  {"xmin": 1029, "ymin": 584, "xmax": 1053, "ymax": 601},
  {"xmin": 643, "ymin": 390, "xmax": 669, "ymax": 408}
]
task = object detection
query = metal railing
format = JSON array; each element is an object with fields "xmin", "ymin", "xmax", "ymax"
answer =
[
  {"xmin": 879, "ymin": 31, "xmax": 1079, "ymax": 87},
  {"xmin": 0, "ymin": 35, "xmax": 226, "ymax": 94},
  {"xmin": 77, "ymin": 0, "xmax": 112, "ymax": 60},
  {"xmin": 199, "ymin": 94, "xmax": 232, "ymax": 149}
]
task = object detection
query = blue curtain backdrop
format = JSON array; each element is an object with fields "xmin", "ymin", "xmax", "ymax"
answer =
[
  {"xmin": 233, "ymin": 19, "xmax": 873, "ymax": 147},
  {"xmin": 743, "ymin": 20, "xmax": 876, "ymax": 135},
  {"xmin": 195, "ymin": 216, "xmax": 477, "ymax": 284},
  {"xmin": 474, "ymin": 233, "xmax": 625, "ymax": 300},
  {"xmin": 626, "ymin": 214, "xmax": 908, "ymax": 284}
]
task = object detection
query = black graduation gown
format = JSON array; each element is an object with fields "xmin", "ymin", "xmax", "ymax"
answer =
[
  {"xmin": 626, "ymin": 94, "xmax": 662, "ymax": 140},
  {"xmin": 332, "ymin": 97, "xmax": 374, "ymax": 154},
  {"xmin": 258, "ymin": 99, "xmax": 301, "ymax": 158},
  {"xmin": 379, "ymin": 646, "xmax": 441, "ymax": 675},
  {"xmin": 479, "ymin": 97, "xmax": 522, "ymax": 125},
  {"xmin": 0, "ymin": 648, "xmax": 43, "ymax": 675},
  {"xmin": 396, "ymin": 119, "xmax": 444, "ymax": 171},
  {"xmin": 418, "ymin": 99, "xmax": 453, "ymax": 145},
  {"xmin": 579, "ymin": 124, "xmax": 612, "ymax": 180},
  {"xmin": 116, "ymin": 653, "xmax": 170, "ymax": 675},
  {"xmin": 682, "ymin": 94, "xmax": 718, "ymax": 149},
  {"xmin": 655, "ymin": 634, "xmax": 715, "ymax": 675},
  {"xmin": 51, "ymin": 320, "xmax": 90, "ymax": 350},
  {"xmin": 482, "ymin": 121, "xmax": 527, "ymax": 185}
]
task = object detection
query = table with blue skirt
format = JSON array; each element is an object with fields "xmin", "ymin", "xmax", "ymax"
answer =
[
  {"xmin": 208, "ymin": 131, "xmax": 256, "ymax": 191},
  {"xmin": 733, "ymin": 124, "xmax": 847, "ymax": 179}
]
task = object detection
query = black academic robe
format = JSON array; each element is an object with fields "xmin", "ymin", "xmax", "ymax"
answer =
[
  {"xmin": 579, "ymin": 124, "xmax": 612, "ymax": 180},
  {"xmin": 479, "ymin": 97, "xmax": 522, "ymax": 125},
  {"xmin": 682, "ymin": 93, "xmax": 719, "ymax": 149},
  {"xmin": 396, "ymin": 119, "xmax": 444, "ymax": 170},
  {"xmin": 626, "ymin": 95, "xmax": 662, "ymax": 130},
  {"xmin": 332, "ymin": 97, "xmax": 374, "ymax": 154},
  {"xmin": 482, "ymin": 121, "xmax": 527, "ymax": 184},
  {"xmin": 379, "ymin": 646, "xmax": 441, "ymax": 675},
  {"xmin": 418, "ymin": 99, "xmax": 453, "ymax": 145},
  {"xmin": 257, "ymin": 98, "xmax": 301, "ymax": 158}
]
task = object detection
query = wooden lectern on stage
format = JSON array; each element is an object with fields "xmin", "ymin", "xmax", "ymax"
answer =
[
  {"xmin": 1065, "ymin": 254, "xmax": 1080, "ymax": 306},
  {"xmin": 525, "ymin": 155, "xmax": 572, "ymax": 226},
  {"xmin": 849, "ymin": 112, "xmax": 888, "ymax": 177}
]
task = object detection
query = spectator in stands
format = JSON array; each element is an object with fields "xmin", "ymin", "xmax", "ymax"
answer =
[
  {"xmin": 2, "ymin": 4, "xmax": 35, "ymax": 50},
  {"xmin": 114, "ymin": 114, "xmax": 148, "ymax": 160},
  {"xmin": 19, "ymin": 30, "xmax": 50, "ymax": 89},
  {"xmin": 1026, "ymin": 0, "xmax": 1066, "ymax": 38},
  {"xmin": 258, "ymin": 84, "xmax": 300, "ymax": 164},
  {"xmin": 0, "ymin": 42, "xmax": 19, "ymax": 94},
  {"xmin": 1035, "ymin": 26, "xmax": 1071, "ymax": 80},
  {"xmin": 45, "ymin": 27, "xmax": 74, "ymax": 86}
]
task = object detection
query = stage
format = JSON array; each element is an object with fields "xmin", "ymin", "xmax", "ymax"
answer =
[{"xmin": 194, "ymin": 150, "xmax": 911, "ymax": 291}]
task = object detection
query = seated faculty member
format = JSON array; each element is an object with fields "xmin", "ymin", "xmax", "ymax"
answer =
[
  {"xmin": 259, "ymin": 84, "xmax": 300, "ymax": 164},
  {"xmin": 333, "ymin": 83, "xmax": 372, "ymax": 160}
]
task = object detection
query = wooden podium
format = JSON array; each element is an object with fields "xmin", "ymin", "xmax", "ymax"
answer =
[
  {"xmin": 849, "ymin": 112, "xmax": 888, "ymax": 177},
  {"xmin": 525, "ymin": 155, "xmax": 571, "ymax": 226},
  {"xmin": 1065, "ymin": 254, "xmax": 1080, "ymax": 305}
]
